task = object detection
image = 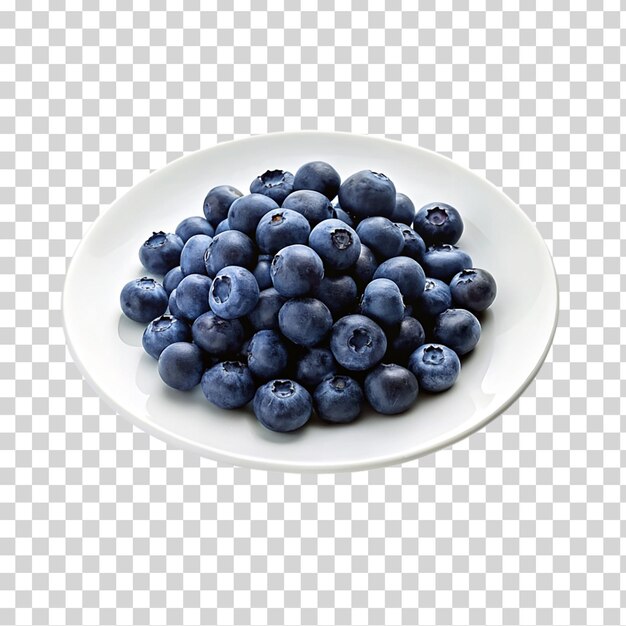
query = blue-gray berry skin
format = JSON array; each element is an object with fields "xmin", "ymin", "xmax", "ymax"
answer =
[
  {"xmin": 163, "ymin": 266, "xmax": 184, "ymax": 295},
  {"xmin": 253, "ymin": 379, "xmax": 312, "ymax": 432},
  {"xmin": 396, "ymin": 223, "xmax": 426, "ymax": 263},
  {"xmin": 313, "ymin": 375, "xmax": 364, "ymax": 424},
  {"xmin": 359, "ymin": 278, "xmax": 405, "ymax": 327},
  {"xmin": 175, "ymin": 215, "xmax": 215, "ymax": 242},
  {"xmin": 333, "ymin": 206, "xmax": 355, "ymax": 227},
  {"xmin": 174, "ymin": 274, "xmax": 212, "ymax": 322},
  {"xmin": 203, "ymin": 185, "xmax": 243, "ymax": 227},
  {"xmin": 201, "ymin": 361, "xmax": 256, "ymax": 409},
  {"xmin": 413, "ymin": 202, "xmax": 464, "ymax": 246},
  {"xmin": 168, "ymin": 289, "xmax": 183, "ymax": 319},
  {"xmin": 281, "ymin": 190, "xmax": 335, "ymax": 226},
  {"xmin": 250, "ymin": 170, "xmax": 295, "ymax": 205},
  {"xmin": 255, "ymin": 208, "xmax": 311, "ymax": 254},
  {"xmin": 421, "ymin": 244, "xmax": 473, "ymax": 283},
  {"xmin": 246, "ymin": 330, "xmax": 289, "ymax": 381},
  {"xmin": 293, "ymin": 161, "xmax": 341, "ymax": 200},
  {"xmin": 351, "ymin": 244, "xmax": 379, "ymax": 290},
  {"xmin": 278, "ymin": 298, "xmax": 333, "ymax": 348},
  {"xmin": 209, "ymin": 266, "xmax": 260, "ymax": 320},
  {"xmin": 142, "ymin": 315, "xmax": 191, "ymax": 359},
  {"xmin": 449, "ymin": 268, "xmax": 497, "ymax": 313},
  {"xmin": 214, "ymin": 219, "xmax": 230, "ymax": 235},
  {"xmin": 355, "ymin": 217, "xmax": 404, "ymax": 260},
  {"xmin": 204, "ymin": 230, "xmax": 256, "ymax": 278},
  {"xmin": 390, "ymin": 192, "xmax": 416, "ymax": 225},
  {"xmin": 294, "ymin": 347, "xmax": 337, "ymax": 388},
  {"xmin": 432, "ymin": 308, "xmax": 481, "ymax": 356},
  {"xmin": 312, "ymin": 275, "xmax": 358, "ymax": 319},
  {"xmin": 120, "ymin": 277, "xmax": 168, "ymax": 323},
  {"xmin": 330, "ymin": 314, "xmax": 387, "ymax": 371},
  {"xmin": 252, "ymin": 255, "xmax": 273, "ymax": 290},
  {"xmin": 364, "ymin": 364, "xmax": 419, "ymax": 415},
  {"xmin": 228, "ymin": 193, "xmax": 280, "ymax": 237},
  {"xmin": 157, "ymin": 342, "xmax": 205, "ymax": 391},
  {"xmin": 191, "ymin": 311, "xmax": 244, "ymax": 357},
  {"xmin": 413, "ymin": 278, "xmax": 452, "ymax": 319},
  {"xmin": 139, "ymin": 231, "xmax": 184, "ymax": 275},
  {"xmin": 247, "ymin": 288, "xmax": 287, "ymax": 331},
  {"xmin": 387, "ymin": 316, "xmax": 426, "ymax": 366},
  {"xmin": 308, "ymin": 218, "xmax": 361, "ymax": 271},
  {"xmin": 373, "ymin": 256, "xmax": 426, "ymax": 302},
  {"xmin": 270, "ymin": 244, "xmax": 324, "ymax": 298},
  {"xmin": 408, "ymin": 343, "xmax": 460, "ymax": 392},
  {"xmin": 180, "ymin": 234, "xmax": 213, "ymax": 276},
  {"xmin": 338, "ymin": 170, "xmax": 397, "ymax": 219}
]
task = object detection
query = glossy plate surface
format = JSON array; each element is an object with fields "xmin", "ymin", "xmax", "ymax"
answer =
[{"xmin": 63, "ymin": 132, "xmax": 558, "ymax": 472}]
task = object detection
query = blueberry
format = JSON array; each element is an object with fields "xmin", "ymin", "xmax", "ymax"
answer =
[
  {"xmin": 157, "ymin": 342, "xmax": 205, "ymax": 391},
  {"xmin": 252, "ymin": 254, "xmax": 273, "ymax": 290},
  {"xmin": 139, "ymin": 231, "xmax": 184, "ymax": 275},
  {"xmin": 180, "ymin": 234, "xmax": 213, "ymax": 276},
  {"xmin": 204, "ymin": 230, "xmax": 256, "ymax": 278},
  {"xmin": 330, "ymin": 314, "xmax": 387, "ymax": 371},
  {"xmin": 413, "ymin": 202, "xmax": 464, "ymax": 246},
  {"xmin": 293, "ymin": 160, "xmax": 341, "ymax": 200},
  {"xmin": 359, "ymin": 278, "xmax": 405, "ymax": 327},
  {"xmin": 313, "ymin": 375, "xmax": 364, "ymax": 424},
  {"xmin": 421, "ymin": 244, "xmax": 473, "ymax": 283},
  {"xmin": 246, "ymin": 330, "xmax": 289, "ymax": 380},
  {"xmin": 396, "ymin": 223, "xmax": 426, "ymax": 262},
  {"xmin": 174, "ymin": 274, "xmax": 212, "ymax": 322},
  {"xmin": 201, "ymin": 361, "xmax": 256, "ymax": 409},
  {"xmin": 175, "ymin": 215, "xmax": 215, "ymax": 242},
  {"xmin": 333, "ymin": 206, "xmax": 355, "ymax": 227},
  {"xmin": 294, "ymin": 347, "xmax": 337, "ymax": 388},
  {"xmin": 228, "ymin": 193, "xmax": 280, "ymax": 236},
  {"xmin": 432, "ymin": 308, "xmax": 481, "ymax": 356},
  {"xmin": 312, "ymin": 275, "xmax": 358, "ymax": 319},
  {"xmin": 364, "ymin": 364, "xmax": 418, "ymax": 415},
  {"xmin": 278, "ymin": 298, "xmax": 333, "ymax": 347},
  {"xmin": 390, "ymin": 192, "xmax": 416, "ymax": 225},
  {"xmin": 249, "ymin": 170, "xmax": 294, "ymax": 205},
  {"xmin": 338, "ymin": 170, "xmax": 396, "ymax": 219},
  {"xmin": 281, "ymin": 190, "xmax": 335, "ymax": 226},
  {"xmin": 387, "ymin": 316, "xmax": 426, "ymax": 365},
  {"xmin": 308, "ymin": 218, "xmax": 361, "ymax": 271},
  {"xmin": 168, "ymin": 289, "xmax": 183, "ymax": 318},
  {"xmin": 270, "ymin": 244, "xmax": 324, "ymax": 298},
  {"xmin": 351, "ymin": 244, "xmax": 379, "ymax": 290},
  {"xmin": 209, "ymin": 266, "xmax": 260, "ymax": 320},
  {"xmin": 215, "ymin": 219, "xmax": 230, "ymax": 235},
  {"xmin": 449, "ymin": 268, "xmax": 497, "ymax": 313},
  {"xmin": 253, "ymin": 379, "xmax": 312, "ymax": 432},
  {"xmin": 191, "ymin": 311, "xmax": 244, "ymax": 357},
  {"xmin": 247, "ymin": 288, "xmax": 287, "ymax": 331},
  {"xmin": 163, "ymin": 266, "xmax": 184, "ymax": 295},
  {"xmin": 203, "ymin": 185, "xmax": 243, "ymax": 227},
  {"xmin": 120, "ymin": 277, "xmax": 168, "ymax": 323},
  {"xmin": 142, "ymin": 315, "xmax": 191, "ymax": 359},
  {"xmin": 373, "ymin": 256, "xmax": 426, "ymax": 302},
  {"xmin": 408, "ymin": 344, "xmax": 460, "ymax": 392},
  {"xmin": 413, "ymin": 278, "xmax": 452, "ymax": 319},
  {"xmin": 255, "ymin": 208, "xmax": 311, "ymax": 254},
  {"xmin": 355, "ymin": 217, "xmax": 404, "ymax": 260}
]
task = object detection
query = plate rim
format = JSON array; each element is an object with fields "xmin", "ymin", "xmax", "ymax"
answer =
[{"xmin": 62, "ymin": 131, "xmax": 559, "ymax": 473}]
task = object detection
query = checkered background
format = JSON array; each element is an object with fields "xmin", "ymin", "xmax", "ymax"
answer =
[{"xmin": 1, "ymin": 1, "xmax": 624, "ymax": 624}]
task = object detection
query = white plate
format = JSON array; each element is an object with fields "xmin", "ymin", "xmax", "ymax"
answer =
[{"xmin": 63, "ymin": 132, "xmax": 558, "ymax": 473}]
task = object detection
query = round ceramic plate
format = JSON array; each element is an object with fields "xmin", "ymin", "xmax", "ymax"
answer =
[{"xmin": 63, "ymin": 132, "xmax": 558, "ymax": 472}]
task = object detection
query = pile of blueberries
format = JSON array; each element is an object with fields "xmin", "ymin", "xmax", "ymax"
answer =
[{"xmin": 120, "ymin": 162, "xmax": 496, "ymax": 432}]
